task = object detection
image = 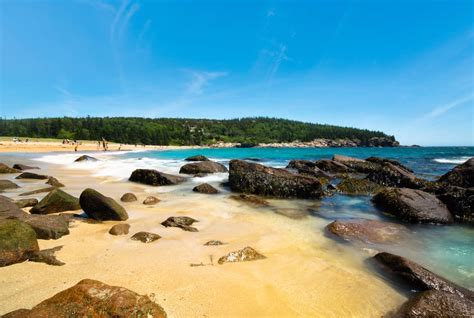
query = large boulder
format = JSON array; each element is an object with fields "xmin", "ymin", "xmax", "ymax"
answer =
[
  {"xmin": 372, "ymin": 188, "xmax": 453, "ymax": 224},
  {"xmin": 0, "ymin": 219, "xmax": 39, "ymax": 267},
  {"xmin": 12, "ymin": 164, "xmax": 40, "ymax": 171},
  {"xmin": 129, "ymin": 169, "xmax": 186, "ymax": 186},
  {"xmin": 286, "ymin": 160, "xmax": 333, "ymax": 178},
  {"xmin": 326, "ymin": 219, "xmax": 407, "ymax": 244},
  {"xmin": 0, "ymin": 195, "xmax": 28, "ymax": 219},
  {"xmin": 161, "ymin": 216, "xmax": 198, "ymax": 232},
  {"xmin": 438, "ymin": 157, "xmax": 473, "ymax": 188},
  {"xmin": 373, "ymin": 252, "xmax": 474, "ymax": 300},
  {"xmin": 394, "ymin": 290, "xmax": 474, "ymax": 318},
  {"xmin": 74, "ymin": 155, "xmax": 98, "ymax": 162},
  {"xmin": 366, "ymin": 162, "xmax": 423, "ymax": 188},
  {"xmin": 0, "ymin": 163, "xmax": 19, "ymax": 174},
  {"xmin": 30, "ymin": 189, "xmax": 81, "ymax": 215},
  {"xmin": 22, "ymin": 215, "xmax": 70, "ymax": 240},
  {"xmin": 229, "ymin": 160, "xmax": 323, "ymax": 199},
  {"xmin": 3, "ymin": 279, "xmax": 167, "ymax": 317},
  {"xmin": 0, "ymin": 180, "xmax": 20, "ymax": 191},
  {"xmin": 15, "ymin": 172, "xmax": 48, "ymax": 180},
  {"xmin": 193, "ymin": 183, "xmax": 219, "ymax": 194},
  {"xmin": 218, "ymin": 246, "xmax": 266, "ymax": 264},
  {"xmin": 314, "ymin": 159, "xmax": 350, "ymax": 173},
  {"xmin": 185, "ymin": 155, "xmax": 210, "ymax": 161},
  {"xmin": 435, "ymin": 186, "xmax": 473, "ymax": 224},
  {"xmin": 337, "ymin": 178, "xmax": 382, "ymax": 195},
  {"xmin": 79, "ymin": 188, "xmax": 128, "ymax": 221},
  {"xmin": 179, "ymin": 161, "xmax": 228, "ymax": 174}
]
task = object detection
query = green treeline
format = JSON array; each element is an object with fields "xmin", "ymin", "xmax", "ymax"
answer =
[{"xmin": 0, "ymin": 117, "xmax": 394, "ymax": 146}]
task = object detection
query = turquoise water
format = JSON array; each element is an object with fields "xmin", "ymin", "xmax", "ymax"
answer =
[{"xmin": 121, "ymin": 147, "xmax": 474, "ymax": 290}]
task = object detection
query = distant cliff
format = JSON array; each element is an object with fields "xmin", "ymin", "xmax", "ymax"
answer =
[{"xmin": 0, "ymin": 117, "xmax": 399, "ymax": 147}]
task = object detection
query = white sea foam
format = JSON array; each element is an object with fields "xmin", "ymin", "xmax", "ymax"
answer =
[{"xmin": 433, "ymin": 156, "xmax": 471, "ymax": 164}]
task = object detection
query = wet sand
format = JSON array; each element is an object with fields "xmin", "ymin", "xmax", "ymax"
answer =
[{"xmin": 0, "ymin": 153, "xmax": 406, "ymax": 317}]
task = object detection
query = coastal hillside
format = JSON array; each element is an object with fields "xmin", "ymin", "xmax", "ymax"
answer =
[{"xmin": 0, "ymin": 117, "xmax": 397, "ymax": 146}]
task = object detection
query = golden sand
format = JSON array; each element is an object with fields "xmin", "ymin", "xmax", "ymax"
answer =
[{"xmin": 0, "ymin": 154, "xmax": 406, "ymax": 317}]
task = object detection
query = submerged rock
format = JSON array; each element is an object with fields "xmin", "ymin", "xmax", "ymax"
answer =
[
  {"xmin": 131, "ymin": 232, "xmax": 161, "ymax": 243},
  {"xmin": 204, "ymin": 240, "xmax": 225, "ymax": 246},
  {"xmin": 179, "ymin": 161, "xmax": 228, "ymax": 174},
  {"xmin": 19, "ymin": 187, "xmax": 55, "ymax": 197},
  {"xmin": 79, "ymin": 188, "xmax": 128, "ymax": 221},
  {"xmin": 0, "ymin": 219, "xmax": 39, "ymax": 267},
  {"xmin": 218, "ymin": 246, "xmax": 266, "ymax": 264},
  {"xmin": 161, "ymin": 216, "xmax": 198, "ymax": 232},
  {"xmin": 185, "ymin": 155, "xmax": 210, "ymax": 161},
  {"xmin": 143, "ymin": 196, "xmax": 160, "ymax": 205},
  {"xmin": 337, "ymin": 178, "xmax": 382, "ymax": 195},
  {"xmin": 229, "ymin": 160, "xmax": 323, "ymax": 199},
  {"xmin": 30, "ymin": 189, "xmax": 81, "ymax": 215},
  {"xmin": 109, "ymin": 223, "xmax": 130, "ymax": 235},
  {"xmin": 129, "ymin": 169, "xmax": 186, "ymax": 186},
  {"xmin": 438, "ymin": 157, "xmax": 473, "ymax": 188},
  {"xmin": 3, "ymin": 279, "xmax": 167, "ymax": 317},
  {"xmin": 45, "ymin": 176, "xmax": 64, "ymax": 188},
  {"xmin": 74, "ymin": 155, "xmax": 98, "ymax": 162},
  {"xmin": 230, "ymin": 194, "xmax": 269, "ymax": 205},
  {"xmin": 372, "ymin": 188, "xmax": 453, "ymax": 224},
  {"xmin": 373, "ymin": 252, "xmax": 474, "ymax": 300},
  {"xmin": 394, "ymin": 290, "xmax": 474, "ymax": 318},
  {"xmin": 120, "ymin": 192, "xmax": 138, "ymax": 202},
  {"xmin": 193, "ymin": 183, "xmax": 219, "ymax": 194},
  {"xmin": 15, "ymin": 198, "xmax": 39, "ymax": 208},
  {"xmin": 0, "ymin": 163, "xmax": 19, "ymax": 174},
  {"xmin": 0, "ymin": 180, "xmax": 20, "ymax": 191},
  {"xmin": 15, "ymin": 172, "xmax": 48, "ymax": 180},
  {"xmin": 12, "ymin": 164, "xmax": 40, "ymax": 171},
  {"xmin": 326, "ymin": 219, "xmax": 407, "ymax": 244}
]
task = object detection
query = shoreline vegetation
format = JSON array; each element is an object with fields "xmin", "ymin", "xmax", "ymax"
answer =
[{"xmin": 0, "ymin": 117, "xmax": 399, "ymax": 147}]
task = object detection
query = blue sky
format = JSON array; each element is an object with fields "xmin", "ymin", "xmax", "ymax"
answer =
[{"xmin": 1, "ymin": 0, "xmax": 473, "ymax": 146}]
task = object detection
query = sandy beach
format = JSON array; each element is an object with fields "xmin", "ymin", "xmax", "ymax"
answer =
[{"xmin": 0, "ymin": 147, "xmax": 408, "ymax": 317}]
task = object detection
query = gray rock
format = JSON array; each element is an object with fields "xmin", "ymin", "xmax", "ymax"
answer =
[
  {"xmin": 179, "ymin": 161, "xmax": 228, "ymax": 174},
  {"xmin": 120, "ymin": 192, "xmax": 137, "ymax": 202},
  {"xmin": 109, "ymin": 223, "xmax": 130, "ymax": 235},
  {"xmin": 22, "ymin": 215, "xmax": 70, "ymax": 240},
  {"xmin": 131, "ymin": 232, "xmax": 161, "ymax": 243},
  {"xmin": 0, "ymin": 195, "xmax": 28, "ymax": 219},
  {"xmin": 193, "ymin": 183, "xmax": 219, "ymax": 194},
  {"xmin": 129, "ymin": 169, "xmax": 186, "ymax": 186},
  {"xmin": 79, "ymin": 188, "xmax": 128, "ymax": 221},
  {"xmin": 143, "ymin": 196, "xmax": 160, "ymax": 205},
  {"xmin": 161, "ymin": 216, "xmax": 198, "ymax": 232},
  {"xmin": 12, "ymin": 164, "xmax": 40, "ymax": 171}
]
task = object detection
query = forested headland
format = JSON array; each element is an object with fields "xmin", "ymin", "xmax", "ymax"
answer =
[{"xmin": 0, "ymin": 117, "xmax": 397, "ymax": 146}]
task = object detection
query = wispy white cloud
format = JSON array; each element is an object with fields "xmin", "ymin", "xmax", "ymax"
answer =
[
  {"xmin": 424, "ymin": 94, "xmax": 474, "ymax": 119},
  {"xmin": 185, "ymin": 70, "xmax": 228, "ymax": 95},
  {"xmin": 110, "ymin": 0, "xmax": 131, "ymax": 41},
  {"xmin": 119, "ymin": 3, "xmax": 140, "ymax": 39},
  {"xmin": 76, "ymin": 0, "xmax": 116, "ymax": 13},
  {"xmin": 265, "ymin": 44, "xmax": 288, "ymax": 87}
]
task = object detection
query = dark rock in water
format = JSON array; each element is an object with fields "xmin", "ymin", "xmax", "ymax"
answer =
[
  {"xmin": 438, "ymin": 157, "xmax": 473, "ymax": 188},
  {"xmin": 229, "ymin": 160, "xmax": 323, "ymax": 199},
  {"xmin": 193, "ymin": 183, "xmax": 219, "ymax": 194},
  {"xmin": 129, "ymin": 169, "xmax": 186, "ymax": 186},
  {"xmin": 120, "ymin": 192, "xmax": 138, "ymax": 202},
  {"xmin": 15, "ymin": 172, "xmax": 48, "ymax": 180},
  {"xmin": 286, "ymin": 160, "xmax": 333, "ymax": 179},
  {"xmin": 204, "ymin": 240, "xmax": 225, "ymax": 246},
  {"xmin": 218, "ymin": 246, "xmax": 265, "ymax": 264},
  {"xmin": 2, "ymin": 279, "xmax": 167, "ymax": 317},
  {"xmin": 0, "ymin": 195, "xmax": 29, "ymax": 219},
  {"xmin": 15, "ymin": 198, "xmax": 38, "ymax": 208},
  {"xmin": 337, "ymin": 178, "xmax": 382, "ymax": 195},
  {"xmin": 131, "ymin": 232, "xmax": 161, "ymax": 243},
  {"xmin": 365, "ymin": 157, "xmax": 413, "ymax": 173},
  {"xmin": 161, "ymin": 216, "xmax": 198, "ymax": 232},
  {"xmin": 45, "ymin": 176, "xmax": 64, "ymax": 188},
  {"xmin": 185, "ymin": 155, "xmax": 210, "ymax": 161},
  {"xmin": 143, "ymin": 196, "xmax": 160, "ymax": 205},
  {"xmin": 22, "ymin": 215, "xmax": 70, "ymax": 240},
  {"xmin": 30, "ymin": 189, "xmax": 81, "ymax": 215},
  {"xmin": 435, "ymin": 186, "xmax": 473, "ymax": 224},
  {"xmin": 79, "ymin": 188, "xmax": 128, "ymax": 221},
  {"xmin": 0, "ymin": 180, "xmax": 20, "ymax": 191},
  {"xmin": 237, "ymin": 142, "xmax": 258, "ymax": 148},
  {"xmin": 230, "ymin": 194, "xmax": 269, "ymax": 205},
  {"xmin": 28, "ymin": 246, "xmax": 65, "ymax": 266},
  {"xmin": 12, "ymin": 164, "xmax": 40, "ymax": 171},
  {"xmin": 193, "ymin": 172, "xmax": 208, "ymax": 178},
  {"xmin": 314, "ymin": 159, "xmax": 351, "ymax": 173},
  {"xmin": 373, "ymin": 252, "xmax": 474, "ymax": 300},
  {"xmin": 74, "ymin": 155, "xmax": 98, "ymax": 162},
  {"xmin": 326, "ymin": 219, "xmax": 407, "ymax": 244},
  {"xmin": 109, "ymin": 223, "xmax": 130, "ymax": 235},
  {"xmin": 394, "ymin": 290, "xmax": 474, "ymax": 318},
  {"xmin": 179, "ymin": 161, "xmax": 228, "ymax": 174},
  {"xmin": 0, "ymin": 163, "xmax": 20, "ymax": 174},
  {"xmin": 19, "ymin": 187, "xmax": 55, "ymax": 197},
  {"xmin": 243, "ymin": 157, "xmax": 263, "ymax": 162},
  {"xmin": 363, "ymin": 136, "xmax": 400, "ymax": 147},
  {"xmin": 366, "ymin": 162, "xmax": 422, "ymax": 189},
  {"xmin": 372, "ymin": 188, "xmax": 453, "ymax": 224},
  {"xmin": 0, "ymin": 219, "xmax": 39, "ymax": 267}
]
